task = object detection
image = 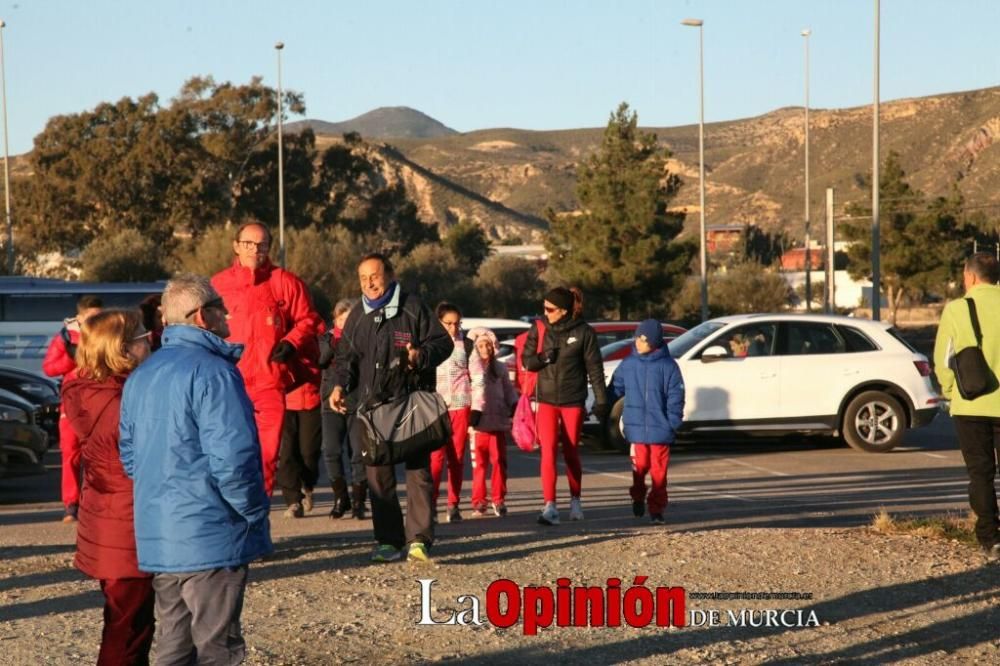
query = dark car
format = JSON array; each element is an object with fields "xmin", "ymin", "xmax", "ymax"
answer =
[
  {"xmin": 0, "ymin": 365, "xmax": 60, "ymax": 442},
  {"xmin": 0, "ymin": 387, "xmax": 50, "ymax": 479}
]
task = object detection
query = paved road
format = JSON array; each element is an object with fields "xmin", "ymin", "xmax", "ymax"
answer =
[{"xmin": 0, "ymin": 410, "xmax": 968, "ymax": 543}]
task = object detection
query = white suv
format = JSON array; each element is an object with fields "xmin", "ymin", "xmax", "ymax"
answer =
[{"xmin": 601, "ymin": 314, "xmax": 941, "ymax": 453}]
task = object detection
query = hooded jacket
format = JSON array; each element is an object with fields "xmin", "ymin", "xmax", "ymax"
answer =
[
  {"xmin": 522, "ymin": 316, "xmax": 607, "ymax": 408},
  {"xmin": 62, "ymin": 374, "xmax": 147, "ymax": 581},
  {"xmin": 606, "ymin": 345, "xmax": 685, "ymax": 445},
  {"xmin": 42, "ymin": 317, "xmax": 82, "ymax": 379},
  {"xmin": 119, "ymin": 325, "xmax": 272, "ymax": 573},
  {"xmin": 211, "ymin": 258, "xmax": 322, "ymax": 392},
  {"xmin": 467, "ymin": 327, "xmax": 519, "ymax": 432}
]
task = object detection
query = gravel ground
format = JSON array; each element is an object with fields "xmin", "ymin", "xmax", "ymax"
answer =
[{"xmin": 2, "ymin": 507, "xmax": 998, "ymax": 665}]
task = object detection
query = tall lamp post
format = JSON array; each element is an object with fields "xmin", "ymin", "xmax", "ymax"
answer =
[
  {"xmin": 682, "ymin": 18, "xmax": 708, "ymax": 322},
  {"xmin": 0, "ymin": 20, "xmax": 12, "ymax": 274},
  {"xmin": 871, "ymin": 1, "xmax": 881, "ymax": 320},
  {"xmin": 275, "ymin": 41, "xmax": 286, "ymax": 268},
  {"xmin": 802, "ymin": 28, "xmax": 811, "ymax": 312}
]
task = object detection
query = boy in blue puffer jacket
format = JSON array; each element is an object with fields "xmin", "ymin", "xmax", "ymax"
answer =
[{"xmin": 606, "ymin": 319, "xmax": 685, "ymax": 524}]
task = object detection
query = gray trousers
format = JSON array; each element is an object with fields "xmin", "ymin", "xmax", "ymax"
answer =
[{"xmin": 152, "ymin": 566, "xmax": 249, "ymax": 666}]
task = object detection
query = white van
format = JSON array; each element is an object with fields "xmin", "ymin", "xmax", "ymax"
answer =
[{"xmin": 0, "ymin": 277, "xmax": 165, "ymax": 375}]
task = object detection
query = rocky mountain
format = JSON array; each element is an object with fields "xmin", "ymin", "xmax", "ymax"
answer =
[
  {"xmin": 309, "ymin": 86, "xmax": 1000, "ymax": 243},
  {"xmin": 287, "ymin": 106, "xmax": 457, "ymax": 140}
]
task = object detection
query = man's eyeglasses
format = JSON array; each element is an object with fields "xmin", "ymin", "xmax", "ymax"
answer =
[
  {"xmin": 184, "ymin": 297, "xmax": 225, "ymax": 320},
  {"xmin": 236, "ymin": 239, "xmax": 270, "ymax": 252}
]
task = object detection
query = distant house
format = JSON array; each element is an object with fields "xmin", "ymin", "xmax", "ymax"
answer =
[
  {"xmin": 780, "ymin": 247, "xmax": 826, "ymax": 271},
  {"xmin": 706, "ymin": 224, "xmax": 746, "ymax": 256}
]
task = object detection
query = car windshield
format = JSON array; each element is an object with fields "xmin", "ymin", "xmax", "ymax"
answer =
[{"xmin": 667, "ymin": 321, "xmax": 727, "ymax": 358}]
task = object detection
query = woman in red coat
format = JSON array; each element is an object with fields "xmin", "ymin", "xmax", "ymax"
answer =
[{"xmin": 62, "ymin": 308, "xmax": 154, "ymax": 666}]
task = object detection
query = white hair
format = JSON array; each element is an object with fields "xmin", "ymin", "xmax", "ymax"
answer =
[{"xmin": 161, "ymin": 273, "xmax": 218, "ymax": 325}]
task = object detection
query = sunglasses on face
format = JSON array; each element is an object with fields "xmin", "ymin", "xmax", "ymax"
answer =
[
  {"xmin": 184, "ymin": 297, "xmax": 225, "ymax": 320},
  {"xmin": 543, "ymin": 306, "xmax": 559, "ymax": 313}
]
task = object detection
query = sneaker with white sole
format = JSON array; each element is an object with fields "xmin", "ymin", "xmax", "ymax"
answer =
[
  {"xmin": 446, "ymin": 506, "xmax": 462, "ymax": 523},
  {"xmin": 537, "ymin": 502, "xmax": 560, "ymax": 526},
  {"xmin": 370, "ymin": 544, "xmax": 402, "ymax": 563},
  {"xmin": 492, "ymin": 502, "xmax": 507, "ymax": 517},
  {"xmin": 301, "ymin": 488, "xmax": 314, "ymax": 514},
  {"xmin": 283, "ymin": 502, "xmax": 304, "ymax": 519},
  {"xmin": 569, "ymin": 497, "xmax": 584, "ymax": 521}
]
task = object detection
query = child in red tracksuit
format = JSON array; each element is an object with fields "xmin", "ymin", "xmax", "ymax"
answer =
[
  {"xmin": 606, "ymin": 320, "xmax": 685, "ymax": 524},
  {"xmin": 467, "ymin": 327, "xmax": 518, "ymax": 517}
]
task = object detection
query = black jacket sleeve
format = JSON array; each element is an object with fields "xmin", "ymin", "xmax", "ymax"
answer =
[
  {"xmin": 333, "ymin": 310, "xmax": 361, "ymax": 393},
  {"xmin": 318, "ymin": 332, "xmax": 336, "ymax": 370},
  {"xmin": 415, "ymin": 301, "xmax": 453, "ymax": 371},
  {"xmin": 583, "ymin": 326, "xmax": 607, "ymax": 406}
]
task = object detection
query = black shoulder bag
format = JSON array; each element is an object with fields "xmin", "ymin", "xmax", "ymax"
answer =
[{"xmin": 948, "ymin": 298, "xmax": 996, "ymax": 400}]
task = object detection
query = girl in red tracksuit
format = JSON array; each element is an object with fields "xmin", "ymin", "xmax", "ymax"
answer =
[
  {"xmin": 467, "ymin": 327, "xmax": 519, "ymax": 517},
  {"xmin": 522, "ymin": 287, "xmax": 608, "ymax": 526}
]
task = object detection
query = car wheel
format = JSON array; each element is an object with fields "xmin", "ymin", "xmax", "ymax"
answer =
[
  {"xmin": 605, "ymin": 398, "xmax": 628, "ymax": 454},
  {"xmin": 842, "ymin": 390, "xmax": 906, "ymax": 453}
]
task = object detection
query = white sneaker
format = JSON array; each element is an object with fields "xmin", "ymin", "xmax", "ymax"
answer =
[
  {"xmin": 569, "ymin": 497, "xmax": 584, "ymax": 521},
  {"xmin": 537, "ymin": 502, "xmax": 560, "ymax": 526}
]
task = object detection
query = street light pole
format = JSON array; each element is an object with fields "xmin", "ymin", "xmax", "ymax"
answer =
[
  {"xmin": 802, "ymin": 29, "xmax": 811, "ymax": 312},
  {"xmin": 275, "ymin": 41, "xmax": 286, "ymax": 268},
  {"xmin": 682, "ymin": 18, "xmax": 708, "ymax": 322},
  {"xmin": 0, "ymin": 20, "xmax": 12, "ymax": 274},
  {"xmin": 871, "ymin": 1, "xmax": 881, "ymax": 320}
]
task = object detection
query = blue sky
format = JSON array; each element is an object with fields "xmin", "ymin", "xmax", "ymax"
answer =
[{"xmin": 2, "ymin": 0, "xmax": 998, "ymax": 154}]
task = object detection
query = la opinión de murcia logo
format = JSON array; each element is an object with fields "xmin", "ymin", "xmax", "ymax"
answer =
[{"xmin": 417, "ymin": 578, "xmax": 820, "ymax": 634}]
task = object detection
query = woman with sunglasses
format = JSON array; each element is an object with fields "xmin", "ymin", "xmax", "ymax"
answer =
[
  {"xmin": 522, "ymin": 287, "xmax": 608, "ymax": 525},
  {"xmin": 62, "ymin": 309, "xmax": 155, "ymax": 665}
]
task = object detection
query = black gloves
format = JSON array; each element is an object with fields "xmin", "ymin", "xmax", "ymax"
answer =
[
  {"xmin": 270, "ymin": 340, "xmax": 296, "ymax": 363},
  {"xmin": 592, "ymin": 402, "xmax": 611, "ymax": 420},
  {"xmin": 541, "ymin": 347, "xmax": 559, "ymax": 365},
  {"xmin": 470, "ymin": 410, "xmax": 482, "ymax": 428}
]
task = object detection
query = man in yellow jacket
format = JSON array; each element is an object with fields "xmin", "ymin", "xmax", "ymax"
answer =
[{"xmin": 934, "ymin": 252, "xmax": 1000, "ymax": 563}]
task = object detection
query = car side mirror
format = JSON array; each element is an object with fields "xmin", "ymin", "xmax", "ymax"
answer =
[{"xmin": 701, "ymin": 345, "xmax": 730, "ymax": 362}]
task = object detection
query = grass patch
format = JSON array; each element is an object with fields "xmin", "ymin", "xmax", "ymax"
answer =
[{"xmin": 870, "ymin": 508, "xmax": 979, "ymax": 547}]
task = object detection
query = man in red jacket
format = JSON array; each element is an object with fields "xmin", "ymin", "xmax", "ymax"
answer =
[
  {"xmin": 43, "ymin": 294, "xmax": 103, "ymax": 522},
  {"xmin": 211, "ymin": 221, "xmax": 322, "ymax": 495}
]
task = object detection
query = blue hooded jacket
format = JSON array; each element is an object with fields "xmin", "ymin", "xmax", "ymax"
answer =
[
  {"xmin": 606, "ymin": 345, "xmax": 686, "ymax": 445},
  {"xmin": 119, "ymin": 325, "xmax": 273, "ymax": 573}
]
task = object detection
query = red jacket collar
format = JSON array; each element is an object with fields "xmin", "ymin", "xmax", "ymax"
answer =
[{"xmin": 230, "ymin": 257, "xmax": 275, "ymax": 285}]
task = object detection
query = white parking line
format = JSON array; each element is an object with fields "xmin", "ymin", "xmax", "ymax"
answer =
[
  {"xmin": 920, "ymin": 452, "xmax": 948, "ymax": 459},
  {"xmin": 579, "ymin": 464, "xmax": 756, "ymax": 502},
  {"xmin": 722, "ymin": 457, "xmax": 791, "ymax": 477}
]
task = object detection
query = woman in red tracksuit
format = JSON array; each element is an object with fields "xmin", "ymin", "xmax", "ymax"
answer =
[
  {"xmin": 522, "ymin": 287, "xmax": 608, "ymax": 526},
  {"xmin": 62, "ymin": 308, "xmax": 154, "ymax": 665},
  {"xmin": 467, "ymin": 327, "xmax": 518, "ymax": 517}
]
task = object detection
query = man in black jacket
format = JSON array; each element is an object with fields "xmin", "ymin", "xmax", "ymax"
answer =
[{"xmin": 329, "ymin": 253, "xmax": 452, "ymax": 563}]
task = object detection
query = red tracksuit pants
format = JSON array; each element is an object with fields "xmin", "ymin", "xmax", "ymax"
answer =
[
  {"xmin": 630, "ymin": 443, "xmax": 671, "ymax": 515},
  {"xmin": 97, "ymin": 577, "xmax": 155, "ymax": 666},
  {"xmin": 59, "ymin": 409, "xmax": 82, "ymax": 509},
  {"xmin": 471, "ymin": 431, "xmax": 508, "ymax": 508},
  {"xmin": 248, "ymin": 387, "xmax": 286, "ymax": 496},
  {"xmin": 536, "ymin": 403, "xmax": 584, "ymax": 503},
  {"xmin": 431, "ymin": 408, "xmax": 470, "ymax": 508}
]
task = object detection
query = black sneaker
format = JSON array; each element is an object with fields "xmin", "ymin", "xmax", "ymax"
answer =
[
  {"xmin": 632, "ymin": 501, "xmax": 645, "ymax": 518},
  {"xmin": 650, "ymin": 513, "xmax": 665, "ymax": 525}
]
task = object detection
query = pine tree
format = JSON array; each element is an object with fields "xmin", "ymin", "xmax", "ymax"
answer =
[{"xmin": 545, "ymin": 103, "xmax": 692, "ymax": 318}]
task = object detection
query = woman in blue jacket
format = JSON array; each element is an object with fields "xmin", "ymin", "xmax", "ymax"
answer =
[{"xmin": 606, "ymin": 319, "xmax": 685, "ymax": 524}]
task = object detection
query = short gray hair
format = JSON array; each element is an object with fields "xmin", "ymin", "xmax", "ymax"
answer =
[{"xmin": 162, "ymin": 273, "xmax": 218, "ymax": 325}]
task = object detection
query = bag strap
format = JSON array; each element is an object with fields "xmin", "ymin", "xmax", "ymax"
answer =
[{"xmin": 966, "ymin": 298, "xmax": 984, "ymax": 349}]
